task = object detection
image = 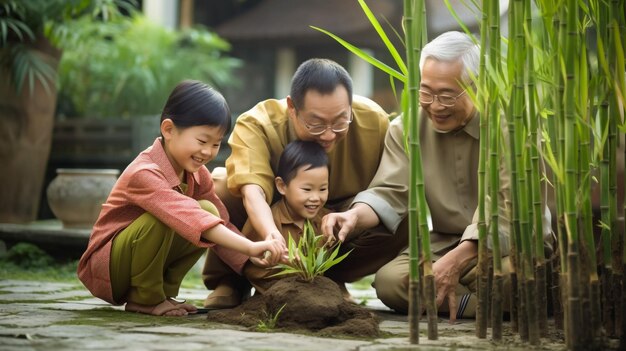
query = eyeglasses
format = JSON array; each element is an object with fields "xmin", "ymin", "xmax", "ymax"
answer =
[
  {"xmin": 297, "ymin": 111, "xmax": 353, "ymax": 136},
  {"xmin": 418, "ymin": 90, "xmax": 467, "ymax": 107}
]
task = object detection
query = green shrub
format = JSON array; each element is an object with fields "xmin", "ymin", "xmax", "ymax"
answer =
[
  {"xmin": 57, "ymin": 15, "xmax": 240, "ymax": 118},
  {"xmin": 1, "ymin": 242, "xmax": 54, "ymax": 269},
  {"xmin": 0, "ymin": 0, "xmax": 134, "ymax": 96}
]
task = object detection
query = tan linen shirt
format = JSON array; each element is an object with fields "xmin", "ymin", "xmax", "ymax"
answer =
[
  {"xmin": 77, "ymin": 138, "xmax": 249, "ymax": 304},
  {"xmin": 353, "ymin": 112, "xmax": 550, "ymax": 256},
  {"xmin": 226, "ymin": 95, "xmax": 390, "ymax": 210}
]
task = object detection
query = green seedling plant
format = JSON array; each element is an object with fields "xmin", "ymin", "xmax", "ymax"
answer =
[
  {"xmin": 256, "ymin": 303, "xmax": 287, "ymax": 332},
  {"xmin": 271, "ymin": 220, "xmax": 352, "ymax": 282}
]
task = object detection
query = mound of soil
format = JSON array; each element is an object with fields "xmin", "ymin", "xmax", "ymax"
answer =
[{"xmin": 208, "ymin": 276, "xmax": 380, "ymax": 337}]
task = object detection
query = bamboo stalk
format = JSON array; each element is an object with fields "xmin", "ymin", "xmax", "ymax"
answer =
[
  {"xmin": 475, "ymin": 0, "xmax": 490, "ymax": 339},
  {"xmin": 512, "ymin": 0, "xmax": 539, "ymax": 344},
  {"xmin": 523, "ymin": 0, "xmax": 549, "ymax": 338},
  {"xmin": 412, "ymin": 1, "xmax": 437, "ymax": 340},
  {"xmin": 555, "ymin": 3, "xmax": 569, "ymax": 335},
  {"xmin": 405, "ymin": 0, "xmax": 434, "ymax": 343},
  {"xmin": 506, "ymin": 0, "xmax": 522, "ymax": 336},
  {"xmin": 487, "ymin": 0, "xmax": 503, "ymax": 341},
  {"xmin": 619, "ymin": 266, "xmax": 626, "ymax": 350},
  {"xmin": 573, "ymin": 8, "xmax": 598, "ymax": 343},
  {"xmin": 594, "ymin": 0, "xmax": 617, "ymax": 337},
  {"xmin": 404, "ymin": 0, "xmax": 419, "ymax": 344},
  {"xmin": 607, "ymin": 0, "xmax": 624, "ymax": 339},
  {"xmin": 613, "ymin": 0, "xmax": 626, "ymax": 345},
  {"xmin": 563, "ymin": 0, "xmax": 583, "ymax": 347}
]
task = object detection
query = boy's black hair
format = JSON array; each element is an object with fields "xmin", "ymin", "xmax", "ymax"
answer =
[
  {"xmin": 160, "ymin": 80, "xmax": 231, "ymax": 132},
  {"xmin": 289, "ymin": 58, "xmax": 353, "ymax": 110},
  {"xmin": 276, "ymin": 140, "xmax": 329, "ymax": 185}
]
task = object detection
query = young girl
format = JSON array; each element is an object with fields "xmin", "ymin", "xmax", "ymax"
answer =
[
  {"xmin": 242, "ymin": 140, "xmax": 332, "ymax": 294},
  {"xmin": 78, "ymin": 80, "xmax": 285, "ymax": 316}
]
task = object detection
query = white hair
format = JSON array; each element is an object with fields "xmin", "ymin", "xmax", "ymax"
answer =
[{"xmin": 419, "ymin": 31, "xmax": 480, "ymax": 83}]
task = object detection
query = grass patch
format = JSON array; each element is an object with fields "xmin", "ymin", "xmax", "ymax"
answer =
[
  {"xmin": 0, "ymin": 261, "xmax": 79, "ymax": 282},
  {"xmin": 180, "ymin": 260, "xmax": 205, "ymax": 290},
  {"xmin": 1, "ymin": 243, "xmax": 207, "ymax": 290},
  {"xmin": 0, "ymin": 242, "xmax": 79, "ymax": 282},
  {"xmin": 349, "ymin": 275, "xmax": 374, "ymax": 290}
]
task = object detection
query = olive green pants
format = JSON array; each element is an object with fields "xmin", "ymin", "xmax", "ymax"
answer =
[{"xmin": 110, "ymin": 200, "xmax": 218, "ymax": 305}]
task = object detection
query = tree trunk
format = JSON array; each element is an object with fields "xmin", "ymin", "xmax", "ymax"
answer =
[{"xmin": 0, "ymin": 36, "xmax": 61, "ymax": 223}]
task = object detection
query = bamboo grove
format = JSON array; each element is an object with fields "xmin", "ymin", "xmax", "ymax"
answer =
[
  {"xmin": 469, "ymin": 0, "xmax": 625, "ymax": 349},
  {"xmin": 316, "ymin": 0, "xmax": 626, "ymax": 348}
]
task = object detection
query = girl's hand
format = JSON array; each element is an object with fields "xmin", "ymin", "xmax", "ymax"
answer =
[{"xmin": 248, "ymin": 239, "xmax": 288, "ymax": 266}]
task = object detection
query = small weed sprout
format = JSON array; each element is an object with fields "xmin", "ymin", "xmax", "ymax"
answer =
[
  {"xmin": 271, "ymin": 220, "xmax": 352, "ymax": 282},
  {"xmin": 256, "ymin": 303, "xmax": 287, "ymax": 331}
]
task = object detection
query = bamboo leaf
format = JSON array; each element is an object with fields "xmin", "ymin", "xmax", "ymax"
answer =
[
  {"xmin": 389, "ymin": 75, "xmax": 399, "ymax": 102},
  {"xmin": 400, "ymin": 88, "xmax": 410, "ymax": 154},
  {"xmin": 596, "ymin": 35, "xmax": 611, "ymax": 79},
  {"xmin": 596, "ymin": 220, "xmax": 611, "ymax": 231},
  {"xmin": 443, "ymin": 0, "xmax": 479, "ymax": 44},
  {"xmin": 382, "ymin": 14, "xmax": 406, "ymax": 49},
  {"xmin": 355, "ymin": 0, "xmax": 407, "ymax": 76},
  {"xmin": 540, "ymin": 129, "xmax": 564, "ymax": 183},
  {"xmin": 612, "ymin": 20, "xmax": 625, "ymax": 108},
  {"xmin": 310, "ymin": 26, "xmax": 406, "ymax": 83}
]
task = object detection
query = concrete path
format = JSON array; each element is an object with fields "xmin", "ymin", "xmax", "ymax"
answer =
[{"xmin": 0, "ymin": 275, "xmax": 571, "ymax": 351}]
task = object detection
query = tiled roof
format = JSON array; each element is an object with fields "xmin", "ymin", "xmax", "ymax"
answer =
[{"xmin": 216, "ymin": 0, "xmax": 402, "ymax": 48}]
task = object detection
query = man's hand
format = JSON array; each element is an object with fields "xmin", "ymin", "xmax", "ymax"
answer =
[
  {"xmin": 321, "ymin": 210, "xmax": 358, "ymax": 242},
  {"xmin": 432, "ymin": 240, "xmax": 477, "ymax": 324}
]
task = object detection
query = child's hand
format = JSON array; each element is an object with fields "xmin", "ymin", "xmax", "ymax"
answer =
[{"xmin": 248, "ymin": 239, "xmax": 288, "ymax": 266}]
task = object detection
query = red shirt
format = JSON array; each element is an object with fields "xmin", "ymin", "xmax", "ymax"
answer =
[{"xmin": 77, "ymin": 138, "xmax": 248, "ymax": 304}]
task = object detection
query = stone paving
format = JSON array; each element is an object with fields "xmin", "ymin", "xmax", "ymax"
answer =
[
  {"xmin": 0, "ymin": 222, "xmax": 569, "ymax": 350},
  {"xmin": 0, "ymin": 273, "xmax": 571, "ymax": 351}
]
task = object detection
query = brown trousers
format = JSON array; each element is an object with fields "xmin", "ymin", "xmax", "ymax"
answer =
[
  {"xmin": 201, "ymin": 168, "xmax": 409, "ymax": 292},
  {"xmin": 374, "ymin": 246, "xmax": 512, "ymax": 318}
]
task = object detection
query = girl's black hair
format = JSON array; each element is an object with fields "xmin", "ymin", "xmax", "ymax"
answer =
[
  {"xmin": 276, "ymin": 140, "xmax": 329, "ymax": 185},
  {"xmin": 160, "ymin": 80, "xmax": 231, "ymax": 132},
  {"xmin": 289, "ymin": 58, "xmax": 353, "ymax": 110}
]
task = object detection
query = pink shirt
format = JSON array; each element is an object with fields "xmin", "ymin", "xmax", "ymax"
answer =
[{"xmin": 77, "ymin": 138, "xmax": 249, "ymax": 304}]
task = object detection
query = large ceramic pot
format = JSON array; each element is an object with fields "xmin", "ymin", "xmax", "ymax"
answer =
[{"xmin": 47, "ymin": 168, "xmax": 119, "ymax": 229}]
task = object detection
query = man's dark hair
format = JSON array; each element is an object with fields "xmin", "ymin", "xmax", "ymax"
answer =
[
  {"xmin": 276, "ymin": 140, "xmax": 329, "ymax": 185},
  {"xmin": 289, "ymin": 58, "xmax": 353, "ymax": 110}
]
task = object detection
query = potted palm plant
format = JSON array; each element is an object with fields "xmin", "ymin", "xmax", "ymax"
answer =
[{"xmin": 0, "ymin": 0, "xmax": 131, "ymax": 223}]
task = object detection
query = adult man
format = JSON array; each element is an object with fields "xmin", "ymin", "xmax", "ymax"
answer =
[
  {"xmin": 202, "ymin": 58, "xmax": 408, "ymax": 308},
  {"xmin": 322, "ymin": 31, "xmax": 553, "ymax": 322}
]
